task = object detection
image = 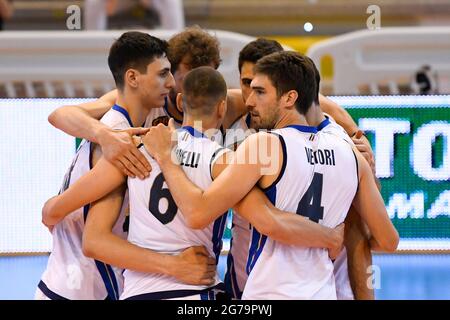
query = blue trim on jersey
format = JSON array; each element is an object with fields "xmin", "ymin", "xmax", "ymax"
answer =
[
  {"xmin": 285, "ymin": 124, "xmax": 318, "ymax": 133},
  {"xmin": 200, "ymin": 291, "xmax": 209, "ymax": 300},
  {"xmin": 212, "ymin": 212, "xmax": 227, "ymax": 263},
  {"xmin": 246, "ymin": 227, "xmax": 268, "ymax": 275},
  {"xmin": 224, "ymin": 252, "xmax": 242, "ymax": 299},
  {"xmin": 317, "ymin": 117, "xmax": 331, "ymax": 131},
  {"xmin": 83, "ymin": 204, "xmax": 90, "ymax": 223},
  {"xmin": 245, "ymin": 113, "xmax": 251, "ymax": 128},
  {"xmin": 112, "ymin": 104, "xmax": 134, "ymax": 127},
  {"xmin": 163, "ymin": 97, "xmax": 183, "ymax": 124},
  {"xmin": 246, "ymin": 170, "xmax": 280, "ymax": 275},
  {"xmin": 94, "ymin": 260, "xmax": 120, "ymax": 300},
  {"xmin": 182, "ymin": 126, "xmax": 206, "ymax": 138},
  {"xmin": 83, "ymin": 141, "xmax": 120, "ymax": 301},
  {"xmin": 38, "ymin": 280, "xmax": 69, "ymax": 300},
  {"xmin": 261, "ymin": 133, "xmax": 287, "ymax": 192}
]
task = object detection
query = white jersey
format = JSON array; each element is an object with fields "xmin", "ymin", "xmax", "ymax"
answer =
[
  {"xmin": 318, "ymin": 116, "xmax": 355, "ymax": 300},
  {"xmin": 145, "ymin": 102, "xmax": 223, "ymax": 144},
  {"xmin": 121, "ymin": 126, "xmax": 229, "ymax": 300},
  {"xmin": 39, "ymin": 105, "xmax": 130, "ymax": 300},
  {"xmin": 242, "ymin": 124, "xmax": 359, "ymax": 300},
  {"xmin": 144, "ymin": 102, "xmax": 182, "ymax": 128},
  {"xmin": 223, "ymin": 114, "xmax": 253, "ymax": 299}
]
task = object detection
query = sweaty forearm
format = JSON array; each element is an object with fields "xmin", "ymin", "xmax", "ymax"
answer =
[
  {"xmin": 345, "ymin": 207, "xmax": 374, "ymax": 300},
  {"xmin": 83, "ymin": 232, "xmax": 175, "ymax": 276},
  {"xmin": 234, "ymin": 188, "xmax": 338, "ymax": 249},
  {"xmin": 159, "ymin": 156, "xmax": 235, "ymax": 228},
  {"xmin": 158, "ymin": 159, "xmax": 213, "ymax": 227},
  {"xmin": 48, "ymin": 106, "xmax": 109, "ymax": 143},
  {"xmin": 271, "ymin": 213, "xmax": 339, "ymax": 249}
]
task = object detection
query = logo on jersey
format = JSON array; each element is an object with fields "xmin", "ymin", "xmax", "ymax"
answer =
[{"xmin": 152, "ymin": 116, "xmax": 170, "ymax": 127}]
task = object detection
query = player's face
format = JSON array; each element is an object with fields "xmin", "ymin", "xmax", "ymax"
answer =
[
  {"xmin": 169, "ymin": 60, "xmax": 190, "ymax": 106},
  {"xmin": 169, "ymin": 57, "xmax": 218, "ymax": 106},
  {"xmin": 138, "ymin": 56, "xmax": 175, "ymax": 109},
  {"xmin": 240, "ymin": 61, "xmax": 255, "ymax": 103},
  {"xmin": 246, "ymin": 74, "xmax": 280, "ymax": 130}
]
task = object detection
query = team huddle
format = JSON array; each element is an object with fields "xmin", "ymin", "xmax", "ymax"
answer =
[{"xmin": 38, "ymin": 28, "xmax": 398, "ymax": 300}]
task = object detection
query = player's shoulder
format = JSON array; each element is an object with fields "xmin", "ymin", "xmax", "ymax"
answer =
[
  {"xmin": 320, "ymin": 120, "xmax": 354, "ymax": 146},
  {"xmin": 101, "ymin": 108, "xmax": 130, "ymax": 130}
]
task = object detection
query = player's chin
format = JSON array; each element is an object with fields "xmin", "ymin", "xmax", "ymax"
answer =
[
  {"xmin": 157, "ymin": 95, "xmax": 168, "ymax": 107},
  {"xmin": 250, "ymin": 117, "xmax": 260, "ymax": 129}
]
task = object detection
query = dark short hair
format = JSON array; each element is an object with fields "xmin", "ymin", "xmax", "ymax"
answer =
[
  {"xmin": 307, "ymin": 55, "xmax": 321, "ymax": 105},
  {"xmin": 168, "ymin": 26, "xmax": 221, "ymax": 74},
  {"xmin": 238, "ymin": 38, "xmax": 283, "ymax": 73},
  {"xmin": 108, "ymin": 31, "xmax": 168, "ymax": 90},
  {"xmin": 182, "ymin": 66, "xmax": 227, "ymax": 116},
  {"xmin": 255, "ymin": 51, "xmax": 319, "ymax": 114}
]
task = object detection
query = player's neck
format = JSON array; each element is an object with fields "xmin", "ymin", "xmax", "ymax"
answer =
[
  {"xmin": 116, "ymin": 93, "xmax": 148, "ymax": 127},
  {"xmin": 305, "ymin": 104, "xmax": 326, "ymax": 127},
  {"xmin": 182, "ymin": 115, "xmax": 219, "ymax": 133},
  {"xmin": 274, "ymin": 110, "xmax": 310, "ymax": 129}
]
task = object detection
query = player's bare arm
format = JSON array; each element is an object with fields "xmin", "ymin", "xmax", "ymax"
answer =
[
  {"xmin": 209, "ymin": 148, "xmax": 344, "ymax": 258},
  {"xmin": 344, "ymin": 206, "xmax": 375, "ymax": 300},
  {"xmin": 320, "ymin": 96, "xmax": 376, "ymax": 175},
  {"xmin": 319, "ymin": 94, "xmax": 359, "ymax": 136},
  {"xmin": 232, "ymin": 186, "xmax": 345, "ymax": 260},
  {"xmin": 143, "ymin": 121, "xmax": 345, "ymax": 257},
  {"xmin": 42, "ymin": 155, "xmax": 126, "ymax": 227},
  {"xmin": 144, "ymin": 123, "xmax": 275, "ymax": 222},
  {"xmin": 352, "ymin": 147, "xmax": 399, "ymax": 252},
  {"xmin": 82, "ymin": 184, "xmax": 216, "ymax": 286},
  {"xmin": 48, "ymin": 89, "xmax": 151, "ymax": 178}
]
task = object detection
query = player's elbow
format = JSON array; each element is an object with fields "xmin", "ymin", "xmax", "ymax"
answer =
[
  {"xmin": 375, "ymin": 230, "xmax": 400, "ymax": 253},
  {"xmin": 384, "ymin": 230, "xmax": 400, "ymax": 252},
  {"xmin": 183, "ymin": 205, "xmax": 210, "ymax": 229},
  {"xmin": 48, "ymin": 107, "xmax": 65, "ymax": 128},
  {"xmin": 82, "ymin": 235, "xmax": 99, "ymax": 259},
  {"xmin": 41, "ymin": 198, "xmax": 60, "ymax": 227},
  {"xmin": 185, "ymin": 214, "xmax": 209, "ymax": 229},
  {"xmin": 253, "ymin": 220, "xmax": 277, "ymax": 238}
]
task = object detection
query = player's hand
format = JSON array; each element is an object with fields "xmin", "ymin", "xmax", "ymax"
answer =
[
  {"xmin": 328, "ymin": 223, "xmax": 345, "ymax": 260},
  {"xmin": 98, "ymin": 127, "xmax": 151, "ymax": 179},
  {"xmin": 352, "ymin": 130, "xmax": 376, "ymax": 176},
  {"xmin": 171, "ymin": 246, "xmax": 216, "ymax": 286},
  {"xmin": 142, "ymin": 118, "xmax": 178, "ymax": 164}
]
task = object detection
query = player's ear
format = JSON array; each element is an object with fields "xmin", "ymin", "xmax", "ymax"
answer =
[
  {"xmin": 217, "ymin": 99, "xmax": 227, "ymax": 120},
  {"xmin": 283, "ymin": 90, "xmax": 298, "ymax": 110},
  {"xmin": 125, "ymin": 69, "xmax": 139, "ymax": 89},
  {"xmin": 176, "ymin": 93, "xmax": 183, "ymax": 113}
]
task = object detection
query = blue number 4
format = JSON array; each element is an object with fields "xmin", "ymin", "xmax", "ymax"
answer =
[{"xmin": 296, "ymin": 173, "xmax": 324, "ymax": 223}]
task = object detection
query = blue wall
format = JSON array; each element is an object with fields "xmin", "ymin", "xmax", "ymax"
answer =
[{"xmin": 1, "ymin": 254, "xmax": 449, "ymax": 300}]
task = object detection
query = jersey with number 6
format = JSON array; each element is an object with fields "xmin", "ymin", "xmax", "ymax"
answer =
[
  {"xmin": 121, "ymin": 126, "xmax": 229, "ymax": 300},
  {"xmin": 242, "ymin": 125, "xmax": 359, "ymax": 300}
]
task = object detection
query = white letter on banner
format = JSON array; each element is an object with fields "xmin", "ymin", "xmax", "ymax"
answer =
[
  {"xmin": 386, "ymin": 192, "xmax": 424, "ymax": 219},
  {"xmin": 359, "ymin": 119, "xmax": 410, "ymax": 178},
  {"xmin": 412, "ymin": 122, "xmax": 450, "ymax": 181}
]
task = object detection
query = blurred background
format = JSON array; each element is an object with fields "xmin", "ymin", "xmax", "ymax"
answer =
[{"xmin": 0, "ymin": 0, "xmax": 449, "ymax": 300}]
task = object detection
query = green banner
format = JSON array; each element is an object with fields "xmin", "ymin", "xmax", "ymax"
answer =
[{"xmin": 335, "ymin": 96, "xmax": 450, "ymax": 242}]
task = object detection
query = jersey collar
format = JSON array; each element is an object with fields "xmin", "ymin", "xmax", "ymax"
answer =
[
  {"xmin": 181, "ymin": 126, "xmax": 206, "ymax": 138},
  {"xmin": 112, "ymin": 104, "xmax": 133, "ymax": 127}
]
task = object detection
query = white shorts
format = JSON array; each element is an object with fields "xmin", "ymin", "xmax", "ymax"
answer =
[{"xmin": 34, "ymin": 287, "xmax": 51, "ymax": 300}]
